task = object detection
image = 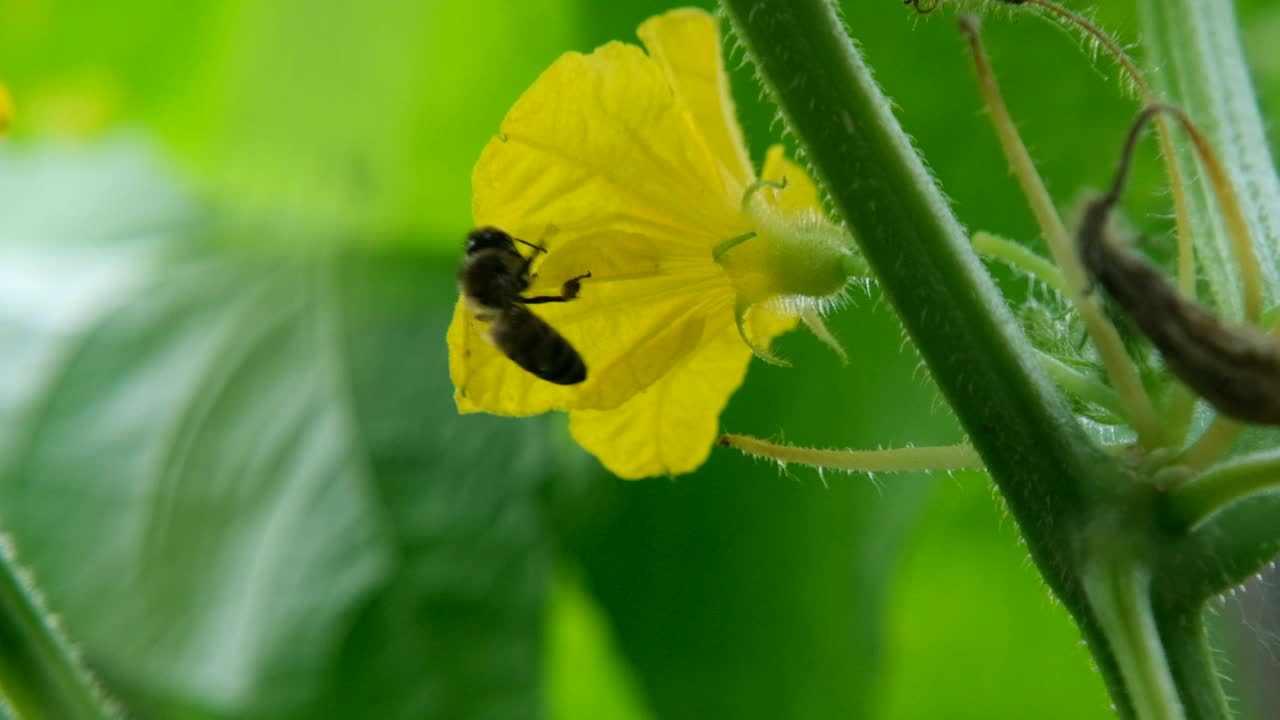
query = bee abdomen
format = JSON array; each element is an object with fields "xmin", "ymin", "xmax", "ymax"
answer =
[{"xmin": 491, "ymin": 306, "xmax": 587, "ymax": 385}]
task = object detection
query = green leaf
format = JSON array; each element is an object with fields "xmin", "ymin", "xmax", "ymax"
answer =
[
  {"xmin": 546, "ymin": 569, "xmax": 653, "ymax": 720},
  {"xmin": 300, "ymin": 253, "xmax": 567, "ymax": 720},
  {"xmin": 162, "ymin": 0, "xmax": 584, "ymax": 239},
  {"xmin": 0, "ymin": 139, "xmax": 566, "ymax": 719},
  {"xmin": 0, "ymin": 0, "xmax": 580, "ymax": 240},
  {"xmin": 879, "ymin": 477, "xmax": 1113, "ymax": 720}
]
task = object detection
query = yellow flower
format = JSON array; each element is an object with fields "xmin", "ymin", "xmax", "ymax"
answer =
[
  {"xmin": 448, "ymin": 7, "xmax": 858, "ymax": 478},
  {"xmin": 0, "ymin": 82, "xmax": 11, "ymax": 135}
]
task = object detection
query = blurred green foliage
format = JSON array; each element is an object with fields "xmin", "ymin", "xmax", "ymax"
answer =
[{"xmin": 0, "ymin": 0, "xmax": 1277, "ymax": 718}]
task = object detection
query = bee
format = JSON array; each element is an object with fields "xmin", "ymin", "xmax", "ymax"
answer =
[
  {"xmin": 1078, "ymin": 105, "xmax": 1280, "ymax": 425},
  {"xmin": 459, "ymin": 226, "xmax": 591, "ymax": 385}
]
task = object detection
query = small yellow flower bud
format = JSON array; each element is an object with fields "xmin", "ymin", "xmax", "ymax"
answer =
[{"xmin": 0, "ymin": 83, "xmax": 12, "ymax": 136}]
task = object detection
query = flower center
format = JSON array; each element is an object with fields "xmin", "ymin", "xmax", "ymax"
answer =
[{"xmin": 714, "ymin": 179, "xmax": 863, "ymax": 307}]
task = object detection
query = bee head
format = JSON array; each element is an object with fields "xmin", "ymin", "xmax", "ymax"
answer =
[{"xmin": 466, "ymin": 226, "xmax": 517, "ymax": 256}]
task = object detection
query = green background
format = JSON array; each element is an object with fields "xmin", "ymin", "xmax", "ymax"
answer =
[{"xmin": 0, "ymin": 0, "xmax": 1278, "ymax": 718}]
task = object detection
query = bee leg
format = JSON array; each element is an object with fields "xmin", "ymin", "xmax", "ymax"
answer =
[
  {"xmin": 509, "ymin": 237, "xmax": 550, "ymax": 283},
  {"xmin": 520, "ymin": 295, "xmax": 571, "ymax": 305},
  {"xmin": 560, "ymin": 272, "xmax": 592, "ymax": 299},
  {"xmin": 512, "ymin": 236, "xmax": 549, "ymax": 255},
  {"xmin": 520, "ymin": 273, "xmax": 592, "ymax": 305},
  {"xmin": 519, "ymin": 226, "xmax": 565, "ymax": 283}
]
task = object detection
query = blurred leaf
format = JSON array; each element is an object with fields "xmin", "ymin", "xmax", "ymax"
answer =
[
  {"xmin": 547, "ymin": 569, "xmax": 653, "ymax": 720},
  {"xmin": 0, "ymin": 139, "xmax": 567, "ymax": 719},
  {"xmin": 557, "ymin": 286, "xmax": 945, "ymax": 719},
  {"xmin": 568, "ymin": 460, "xmax": 932, "ymax": 720},
  {"xmin": 879, "ymin": 477, "xmax": 1113, "ymax": 720},
  {"xmin": 299, "ymin": 250, "xmax": 568, "ymax": 720},
  {"xmin": 0, "ymin": 0, "xmax": 581, "ymax": 240},
  {"xmin": 0, "ymin": 1, "xmax": 217, "ymax": 135},
  {"xmin": 162, "ymin": 0, "xmax": 584, "ymax": 240}
]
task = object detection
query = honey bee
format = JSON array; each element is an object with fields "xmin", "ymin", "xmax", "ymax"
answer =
[{"xmin": 459, "ymin": 226, "xmax": 591, "ymax": 385}]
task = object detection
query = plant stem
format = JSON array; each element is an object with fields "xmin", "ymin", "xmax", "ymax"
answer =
[
  {"xmin": 1178, "ymin": 417, "xmax": 1242, "ymax": 471},
  {"xmin": 718, "ymin": 434, "xmax": 983, "ymax": 473},
  {"xmin": 1164, "ymin": 447, "xmax": 1280, "ymax": 531},
  {"xmin": 1023, "ymin": 0, "xmax": 1198, "ymax": 300},
  {"xmin": 1163, "ymin": 489, "xmax": 1280, "ymax": 602},
  {"xmin": 1137, "ymin": 0, "xmax": 1280, "ymax": 319},
  {"xmin": 1165, "ymin": 112, "xmax": 1264, "ymax": 324},
  {"xmin": 1136, "ymin": 0, "xmax": 1280, "ymax": 627},
  {"xmin": 720, "ymin": 0, "xmax": 1129, "ymax": 709},
  {"xmin": 1083, "ymin": 559, "xmax": 1184, "ymax": 720},
  {"xmin": 1152, "ymin": 610, "xmax": 1232, "ymax": 720},
  {"xmin": 972, "ymin": 231, "xmax": 1067, "ymax": 295},
  {"xmin": 0, "ymin": 537, "xmax": 117, "ymax": 720},
  {"xmin": 958, "ymin": 16, "xmax": 1163, "ymax": 449},
  {"xmin": 1035, "ymin": 352, "xmax": 1126, "ymax": 419}
]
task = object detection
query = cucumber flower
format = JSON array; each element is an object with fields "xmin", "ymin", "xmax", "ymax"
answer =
[
  {"xmin": 448, "ymin": 7, "xmax": 861, "ymax": 478},
  {"xmin": 0, "ymin": 83, "xmax": 11, "ymax": 135}
]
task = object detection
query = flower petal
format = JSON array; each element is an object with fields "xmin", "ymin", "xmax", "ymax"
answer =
[
  {"xmin": 760, "ymin": 144, "xmax": 824, "ymax": 216},
  {"xmin": 0, "ymin": 83, "xmax": 11, "ymax": 135},
  {"xmin": 568, "ymin": 318, "xmax": 751, "ymax": 479},
  {"xmin": 458, "ymin": 31, "xmax": 765, "ymax": 419},
  {"xmin": 745, "ymin": 301, "xmax": 799, "ymax": 350},
  {"xmin": 472, "ymin": 41, "xmax": 746, "ymax": 261},
  {"xmin": 637, "ymin": 8, "xmax": 754, "ymax": 189},
  {"xmin": 449, "ymin": 261, "xmax": 735, "ymax": 416}
]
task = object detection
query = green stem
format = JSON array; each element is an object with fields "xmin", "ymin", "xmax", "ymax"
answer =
[
  {"xmin": 718, "ymin": 434, "xmax": 983, "ymax": 473},
  {"xmin": 972, "ymin": 231, "xmax": 1067, "ymax": 295},
  {"xmin": 1018, "ymin": 0, "xmax": 1200, "ymax": 305},
  {"xmin": 720, "ymin": 0, "xmax": 1129, "ymax": 708},
  {"xmin": 1160, "ymin": 490, "xmax": 1280, "ymax": 602},
  {"xmin": 1153, "ymin": 610, "xmax": 1233, "ymax": 720},
  {"xmin": 959, "ymin": 16, "xmax": 1163, "ymax": 448},
  {"xmin": 1137, "ymin": 0, "xmax": 1280, "ymax": 319},
  {"xmin": 1083, "ymin": 559, "xmax": 1184, "ymax": 720},
  {"xmin": 1035, "ymin": 352, "xmax": 1126, "ymax": 419},
  {"xmin": 1164, "ymin": 447, "xmax": 1280, "ymax": 531},
  {"xmin": 0, "ymin": 538, "xmax": 117, "ymax": 720},
  {"xmin": 1178, "ymin": 417, "xmax": 1242, "ymax": 470},
  {"xmin": 1138, "ymin": 0, "xmax": 1280, "ymax": 612}
]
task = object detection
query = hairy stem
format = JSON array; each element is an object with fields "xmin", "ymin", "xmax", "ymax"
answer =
[
  {"xmin": 972, "ymin": 231, "xmax": 1067, "ymax": 295},
  {"xmin": 1083, "ymin": 559, "xmax": 1184, "ymax": 720},
  {"xmin": 1179, "ymin": 417, "xmax": 1242, "ymax": 471},
  {"xmin": 1022, "ymin": 0, "xmax": 1198, "ymax": 300},
  {"xmin": 959, "ymin": 16, "xmax": 1164, "ymax": 448},
  {"xmin": 1036, "ymin": 352, "xmax": 1126, "ymax": 419},
  {"xmin": 718, "ymin": 434, "xmax": 983, "ymax": 473},
  {"xmin": 1165, "ymin": 447, "xmax": 1280, "ymax": 531},
  {"xmin": 1138, "ymin": 0, "xmax": 1280, "ymax": 623},
  {"xmin": 1153, "ymin": 610, "xmax": 1233, "ymax": 720},
  {"xmin": 721, "ymin": 0, "xmax": 1129, "ymax": 709},
  {"xmin": 1137, "ymin": 0, "xmax": 1280, "ymax": 319},
  {"xmin": 0, "ymin": 538, "xmax": 117, "ymax": 720}
]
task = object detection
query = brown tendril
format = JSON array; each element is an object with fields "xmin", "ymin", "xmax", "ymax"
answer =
[
  {"xmin": 905, "ymin": 0, "xmax": 941, "ymax": 15},
  {"xmin": 1078, "ymin": 106, "xmax": 1280, "ymax": 427}
]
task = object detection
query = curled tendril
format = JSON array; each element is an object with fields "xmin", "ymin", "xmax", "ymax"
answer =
[{"xmin": 905, "ymin": 0, "xmax": 941, "ymax": 14}]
